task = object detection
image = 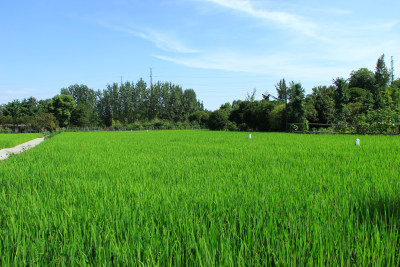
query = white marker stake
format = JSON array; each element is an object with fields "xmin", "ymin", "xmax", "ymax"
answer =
[
  {"xmin": 249, "ymin": 134, "xmax": 252, "ymax": 139},
  {"xmin": 355, "ymin": 138, "xmax": 360, "ymax": 146}
]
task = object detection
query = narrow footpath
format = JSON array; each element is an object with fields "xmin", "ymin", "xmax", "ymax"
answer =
[{"xmin": 0, "ymin": 138, "xmax": 45, "ymax": 161}]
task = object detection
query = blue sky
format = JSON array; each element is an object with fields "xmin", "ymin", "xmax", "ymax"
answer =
[{"xmin": 1, "ymin": 0, "xmax": 399, "ymax": 110}]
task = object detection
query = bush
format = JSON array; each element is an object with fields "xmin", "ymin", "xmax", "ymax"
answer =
[
  {"xmin": 0, "ymin": 127, "xmax": 11, "ymax": 133},
  {"xmin": 190, "ymin": 122, "xmax": 201, "ymax": 129},
  {"xmin": 163, "ymin": 121, "xmax": 174, "ymax": 130},
  {"xmin": 269, "ymin": 104, "xmax": 285, "ymax": 131},
  {"xmin": 35, "ymin": 113, "xmax": 58, "ymax": 132},
  {"xmin": 238, "ymin": 123, "xmax": 248, "ymax": 131},
  {"xmin": 370, "ymin": 122, "xmax": 390, "ymax": 134},
  {"xmin": 334, "ymin": 121, "xmax": 347, "ymax": 133},
  {"xmin": 126, "ymin": 123, "xmax": 142, "ymax": 131},
  {"xmin": 153, "ymin": 119, "xmax": 165, "ymax": 130},
  {"xmin": 189, "ymin": 111, "xmax": 209, "ymax": 127},
  {"xmin": 112, "ymin": 120, "xmax": 123, "ymax": 131},
  {"xmin": 175, "ymin": 121, "xmax": 191, "ymax": 129},
  {"xmin": 227, "ymin": 121, "xmax": 238, "ymax": 131},
  {"xmin": 208, "ymin": 110, "xmax": 229, "ymax": 130},
  {"xmin": 354, "ymin": 122, "xmax": 369, "ymax": 134},
  {"xmin": 142, "ymin": 122, "xmax": 153, "ymax": 130}
]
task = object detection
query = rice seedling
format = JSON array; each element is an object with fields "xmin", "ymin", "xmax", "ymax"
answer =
[
  {"xmin": 0, "ymin": 131, "xmax": 399, "ymax": 265},
  {"xmin": 0, "ymin": 133, "xmax": 42, "ymax": 149}
]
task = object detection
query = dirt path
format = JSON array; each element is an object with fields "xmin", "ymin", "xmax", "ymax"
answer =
[{"xmin": 0, "ymin": 137, "xmax": 45, "ymax": 161}]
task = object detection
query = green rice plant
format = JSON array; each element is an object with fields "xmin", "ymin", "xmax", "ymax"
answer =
[
  {"xmin": 0, "ymin": 131, "xmax": 399, "ymax": 265},
  {"xmin": 0, "ymin": 133, "xmax": 43, "ymax": 149}
]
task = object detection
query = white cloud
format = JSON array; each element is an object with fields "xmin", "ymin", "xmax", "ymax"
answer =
[
  {"xmin": 98, "ymin": 22, "xmax": 200, "ymax": 53},
  {"xmin": 202, "ymin": 0, "xmax": 318, "ymax": 37},
  {"xmin": 137, "ymin": 29, "xmax": 200, "ymax": 54},
  {"xmin": 152, "ymin": 1, "xmax": 400, "ymax": 86},
  {"xmin": 323, "ymin": 7, "xmax": 352, "ymax": 16},
  {"xmin": 299, "ymin": 6, "xmax": 351, "ymax": 16},
  {"xmin": 154, "ymin": 51, "xmax": 347, "ymax": 82},
  {"xmin": 91, "ymin": 1, "xmax": 400, "ymax": 92}
]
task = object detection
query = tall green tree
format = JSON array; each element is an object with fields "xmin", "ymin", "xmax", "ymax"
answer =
[
  {"xmin": 97, "ymin": 90, "xmax": 112, "ymax": 127},
  {"xmin": 275, "ymin": 79, "xmax": 288, "ymax": 102},
  {"xmin": 119, "ymin": 82, "xmax": 133, "ymax": 123},
  {"xmin": 61, "ymin": 84, "xmax": 97, "ymax": 108},
  {"xmin": 349, "ymin": 68, "xmax": 375, "ymax": 92},
  {"xmin": 49, "ymin": 94, "xmax": 76, "ymax": 127},
  {"xmin": 373, "ymin": 54, "xmax": 390, "ymax": 109},
  {"xmin": 183, "ymin": 89, "xmax": 200, "ymax": 116},
  {"xmin": 208, "ymin": 109, "xmax": 229, "ymax": 130},
  {"xmin": 333, "ymin": 77, "xmax": 349, "ymax": 122},
  {"xmin": 305, "ymin": 95, "xmax": 317, "ymax": 122},
  {"xmin": 309, "ymin": 86, "xmax": 336, "ymax": 124},
  {"xmin": 135, "ymin": 78, "xmax": 148, "ymax": 121},
  {"xmin": 275, "ymin": 79, "xmax": 289, "ymax": 131},
  {"xmin": 61, "ymin": 84, "xmax": 99, "ymax": 126},
  {"xmin": 245, "ymin": 88, "xmax": 257, "ymax": 102},
  {"xmin": 70, "ymin": 104, "xmax": 91, "ymax": 127},
  {"xmin": 375, "ymin": 54, "xmax": 390, "ymax": 89},
  {"xmin": 288, "ymin": 82, "xmax": 305, "ymax": 123},
  {"xmin": 21, "ymin": 97, "xmax": 39, "ymax": 116},
  {"xmin": 34, "ymin": 113, "xmax": 58, "ymax": 131},
  {"xmin": 2, "ymin": 100, "xmax": 22, "ymax": 120},
  {"xmin": 168, "ymin": 85, "xmax": 184, "ymax": 122}
]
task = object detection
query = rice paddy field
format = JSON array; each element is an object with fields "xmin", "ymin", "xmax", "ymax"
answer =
[
  {"xmin": 0, "ymin": 133, "xmax": 42, "ymax": 149},
  {"xmin": 0, "ymin": 130, "xmax": 399, "ymax": 265}
]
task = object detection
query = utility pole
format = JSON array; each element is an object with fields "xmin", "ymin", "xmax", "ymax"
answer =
[
  {"xmin": 150, "ymin": 68, "xmax": 153, "ymax": 89},
  {"xmin": 121, "ymin": 76, "xmax": 123, "ymax": 86},
  {"xmin": 391, "ymin": 56, "xmax": 394, "ymax": 84}
]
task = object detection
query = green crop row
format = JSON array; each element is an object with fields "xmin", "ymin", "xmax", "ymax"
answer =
[
  {"xmin": 0, "ymin": 133, "xmax": 43, "ymax": 149},
  {"xmin": 0, "ymin": 131, "xmax": 399, "ymax": 265}
]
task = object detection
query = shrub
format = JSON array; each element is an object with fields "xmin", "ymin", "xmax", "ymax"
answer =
[
  {"xmin": 112, "ymin": 120, "xmax": 123, "ymax": 131},
  {"xmin": 126, "ymin": 123, "xmax": 142, "ymax": 131},
  {"xmin": 269, "ymin": 104, "xmax": 285, "ymax": 131},
  {"xmin": 142, "ymin": 122, "xmax": 153, "ymax": 130},
  {"xmin": 208, "ymin": 110, "xmax": 229, "ymax": 130},
  {"xmin": 227, "ymin": 121, "xmax": 238, "ymax": 131}
]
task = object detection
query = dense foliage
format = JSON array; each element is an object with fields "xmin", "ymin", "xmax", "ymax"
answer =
[
  {"xmin": 0, "ymin": 79, "xmax": 204, "ymax": 132},
  {"xmin": 1, "ymin": 54, "xmax": 399, "ymax": 133},
  {"xmin": 209, "ymin": 54, "xmax": 400, "ymax": 133}
]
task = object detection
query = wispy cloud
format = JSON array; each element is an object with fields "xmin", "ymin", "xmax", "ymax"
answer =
[
  {"xmin": 323, "ymin": 7, "xmax": 352, "ymax": 16},
  {"xmin": 299, "ymin": 6, "xmax": 352, "ymax": 16},
  {"xmin": 135, "ymin": 29, "xmax": 200, "ymax": 54},
  {"xmin": 151, "ymin": 1, "xmax": 400, "ymax": 86},
  {"xmin": 202, "ymin": 0, "xmax": 318, "ymax": 37},
  {"xmin": 154, "ymin": 52, "xmax": 347, "ymax": 82},
  {"xmin": 98, "ymin": 22, "xmax": 200, "ymax": 53}
]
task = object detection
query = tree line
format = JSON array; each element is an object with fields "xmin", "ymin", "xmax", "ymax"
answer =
[
  {"xmin": 207, "ymin": 54, "xmax": 400, "ymax": 134},
  {"xmin": 1, "ymin": 54, "xmax": 399, "ymax": 134},
  {"xmin": 0, "ymin": 79, "xmax": 205, "ymax": 132}
]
